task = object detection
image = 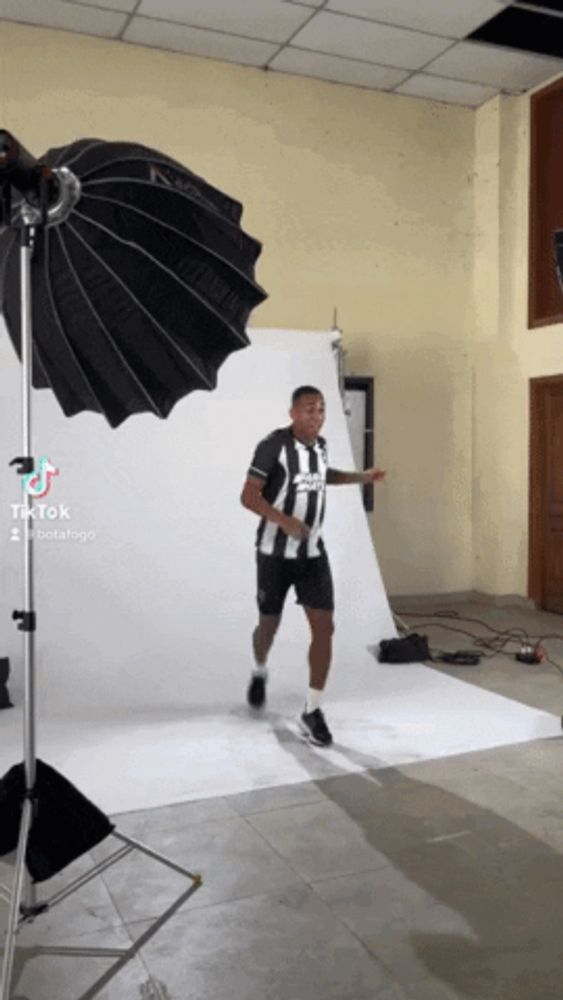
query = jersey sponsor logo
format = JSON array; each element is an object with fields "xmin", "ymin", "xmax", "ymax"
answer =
[{"xmin": 293, "ymin": 471, "xmax": 325, "ymax": 494}]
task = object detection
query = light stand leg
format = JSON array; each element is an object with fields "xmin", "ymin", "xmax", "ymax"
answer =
[
  {"xmin": 1, "ymin": 829, "xmax": 202, "ymax": 1000},
  {"xmin": 0, "ymin": 800, "xmax": 33, "ymax": 999}
]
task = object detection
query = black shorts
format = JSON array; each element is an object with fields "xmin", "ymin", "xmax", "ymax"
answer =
[{"xmin": 256, "ymin": 551, "xmax": 334, "ymax": 616}]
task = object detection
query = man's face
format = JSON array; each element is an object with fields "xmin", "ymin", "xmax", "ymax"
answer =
[{"xmin": 290, "ymin": 393, "xmax": 326, "ymax": 442}]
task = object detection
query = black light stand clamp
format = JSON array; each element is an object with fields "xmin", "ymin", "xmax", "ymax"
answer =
[
  {"xmin": 9, "ymin": 456, "xmax": 34, "ymax": 475},
  {"xmin": 0, "ymin": 130, "xmax": 56, "ymax": 229},
  {"xmin": 12, "ymin": 610, "xmax": 36, "ymax": 633},
  {"xmin": 0, "ymin": 131, "xmax": 80, "ymax": 238}
]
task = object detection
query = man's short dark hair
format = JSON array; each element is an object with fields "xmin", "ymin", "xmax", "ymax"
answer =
[{"xmin": 292, "ymin": 385, "xmax": 323, "ymax": 404}]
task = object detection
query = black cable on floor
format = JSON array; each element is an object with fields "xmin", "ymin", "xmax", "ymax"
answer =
[
  {"xmin": 395, "ymin": 608, "xmax": 563, "ymax": 646},
  {"xmin": 390, "ymin": 608, "xmax": 563, "ymax": 679}
]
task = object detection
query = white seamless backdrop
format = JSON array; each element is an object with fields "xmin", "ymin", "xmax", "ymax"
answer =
[
  {"xmin": 0, "ymin": 327, "xmax": 558, "ymax": 813},
  {"xmin": 0, "ymin": 327, "xmax": 393, "ymax": 711}
]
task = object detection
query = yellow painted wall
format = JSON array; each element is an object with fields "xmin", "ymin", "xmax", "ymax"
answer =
[
  {"xmin": 473, "ymin": 89, "xmax": 563, "ymax": 597},
  {"xmin": 0, "ymin": 21, "xmax": 477, "ymax": 595}
]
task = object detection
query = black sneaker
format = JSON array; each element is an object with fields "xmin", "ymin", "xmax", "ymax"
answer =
[
  {"xmin": 299, "ymin": 708, "xmax": 333, "ymax": 747},
  {"xmin": 247, "ymin": 674, "xmax": 266, "ymax": 709}
]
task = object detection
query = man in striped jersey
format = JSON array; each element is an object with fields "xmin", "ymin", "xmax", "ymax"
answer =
[{"xmin": 241, "ymin": 385, "xmax": 385, "ymax": 747}]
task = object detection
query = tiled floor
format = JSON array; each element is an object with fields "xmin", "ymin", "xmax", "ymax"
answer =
[{"xmin": 2, "ymin": 596, "xmax": 563, "ymax": 999}]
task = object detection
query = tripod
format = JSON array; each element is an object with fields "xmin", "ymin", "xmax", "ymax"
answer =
[{"xmin": 0, "ymin": 192, "xmax": 202, "ymax": 1000}]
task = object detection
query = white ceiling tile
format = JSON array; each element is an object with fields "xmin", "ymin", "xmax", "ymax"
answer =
[
  {"xmin": 63, "ymin": 0, "xmax": 138, "ymax": 11},
  {"xmin": 395, "ymin": 72, "xmax": 499, "ymax": 107},
  {"xmin": 271, "ymin": 46, "xmax": 410, "ymax": 89},
  {"xmin": 290, "ymin": 10, "xmax": 454, "ymax": 70},
  {"xmin": 426, "ymin": 41, "xmax": 563, "ymax": 90},
  {"xmin": 326, "ymin": 0, "xmax": 508, "ymax": 40},
  {"xmin": 0, "ymin": 0, "xmax": 126, "ymax": 35},
  {"xmin": 137, "ymin": 0, "xmax": 312, "ymax": 43},
  {"xmin": 124, "ymin": 16, "xmax": 278, "ymax": 66}
]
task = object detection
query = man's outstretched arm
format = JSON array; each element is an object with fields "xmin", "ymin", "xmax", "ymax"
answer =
[{"xmin": 326, "ymin": 467, "xmax": 386, "ymax": 486}]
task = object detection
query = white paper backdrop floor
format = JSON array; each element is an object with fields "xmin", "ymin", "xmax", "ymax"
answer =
[{"xmin": 0, "ymin": 328, "xmax": 559, "ymax": 814}]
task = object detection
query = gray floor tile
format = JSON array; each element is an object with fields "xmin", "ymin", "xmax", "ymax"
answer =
[
  {"xmin": 471, "ymin": 742, "xmax": 563, "ymax": 797},
  {"xmin": 112, "ymin": 795, "xmax": 238, "ymax": 834},
  {"xmin": 490, "ymin": 807, "xmax": 563, "ymax": 851},
  {"xmin": 128, "ymin": 884, "xmax": 408, "ymax": 1000},
  {"xmin": 312, "ymin": 839, "xmax": 563, "ymax": 999},
  {"xmin": 399, "ymin": 758, "xmax": 555, "ymax": 822},
  {"xmin": 7, "ymin": 924, "xmax": 149, "ymax": 1000},
  {"xmin": 402, "ymin": 980, "xmax": 465, "ymax": 999},
  {"xmin": 312, "ymin": 861, "xmax": 476, "ymax": 967},
  {"xmin": 226, "ymin": 779, "xmax": 325, "ymax": 816},
  {"xmin": 93, "ymin": 814, "xmax": 301, "ymax": 922},
  {"xmin": 0, "ymin": 853, "xmax": 123, "ymax": 944},
  {"xmin": 247, "ymin": 800, "xmax": 392, "ymax": 882},
  {"xmin": 318, "ymin": 769, "xmax": 481, "ymax": 839},
  {"xmin": 452, "ymin": 810, "xmax": 563, "ymax": 903}
]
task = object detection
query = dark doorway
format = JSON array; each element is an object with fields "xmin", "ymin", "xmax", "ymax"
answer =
[{"xmin": 529, "ymin": 374, "xmax": 563, "ymax": 612}]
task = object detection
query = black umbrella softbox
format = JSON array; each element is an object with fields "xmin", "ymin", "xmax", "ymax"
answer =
[{"xmin": 0, "ymin": 137, "xmax": 267, "ymax": 427}]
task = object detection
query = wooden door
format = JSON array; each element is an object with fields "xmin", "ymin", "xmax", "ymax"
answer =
[
  {"xmin": 529, "ymin": 78, "xmax": 563, "ymax": 328},
  {"xmin": 529, "ymin": 376, "xmax": 563, "ymax": 612}
]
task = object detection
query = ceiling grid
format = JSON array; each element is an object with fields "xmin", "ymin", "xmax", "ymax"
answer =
[{"xmin": 0, "ymin": 0, "xmax": 560, "ymax": 106}]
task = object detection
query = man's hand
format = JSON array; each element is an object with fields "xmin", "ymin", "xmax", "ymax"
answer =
[
  {"xmin": 283, "ymin": 516, "xmax": 310, "ymax": 539},
  {"xmin": 362, "ymin": 468, "xmax": 386, "ymax": 484}
]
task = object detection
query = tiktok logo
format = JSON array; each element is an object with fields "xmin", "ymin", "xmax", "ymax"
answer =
[{"xmin": 22, "ymin": 457, "xmax": 59, "ymax": 499}]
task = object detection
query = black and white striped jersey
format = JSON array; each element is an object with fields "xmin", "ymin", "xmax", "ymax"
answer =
[{"xmin": 248, "ymin": 427, "xmax": 328, "ymax": 559}]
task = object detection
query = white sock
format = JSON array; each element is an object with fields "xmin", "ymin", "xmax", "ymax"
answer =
[
  {"xmin": 252, "ymin": 663, "xmax": 268, "ymax": 679},
  {"xmin": 306, "ymin": 687, "xmax": 323, "ymax": 713}
]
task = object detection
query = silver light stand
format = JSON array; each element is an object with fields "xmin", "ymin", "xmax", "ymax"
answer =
[
  {"xmin": 0, "ymin": 174, "xmax": 202, "ymax": 1000},
  {"xmin": 0, "ymin": 212, "xmax": 38, "ymax": 1000},
  {"xmin": 330, "ymin": 314, "xmax": 347, "ymax": 413}
]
